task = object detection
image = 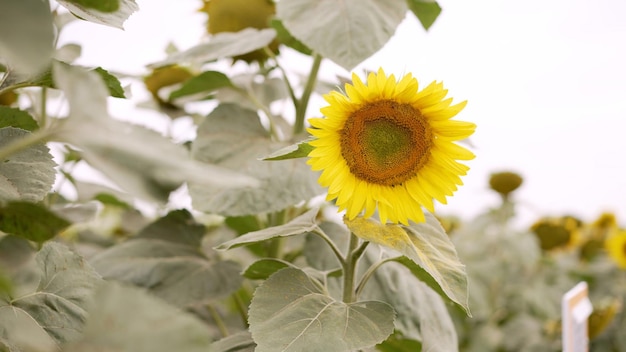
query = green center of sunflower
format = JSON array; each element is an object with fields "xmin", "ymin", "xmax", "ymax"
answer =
[{"xmin": 340, "ymin": 100, "xmax": 432, "ymax": 186}]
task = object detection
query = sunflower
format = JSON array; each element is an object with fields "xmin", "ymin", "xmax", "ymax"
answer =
[
  {"xmin": 605, "ymin": 229, "xmax": 626, "ymax": 269},
  {"xmin": 307, "ymin": 68, "xmax": 475, "ymax": 225}
]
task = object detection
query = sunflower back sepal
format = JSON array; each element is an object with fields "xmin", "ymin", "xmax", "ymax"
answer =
[{"xmin": 344, "ymin": 212, "xmax": 471, "ymax": 316}]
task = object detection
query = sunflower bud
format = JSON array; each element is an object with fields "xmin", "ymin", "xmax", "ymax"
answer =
[
  {"xmin": 0, "ymin": 91, "xmax": 18, "ymax": 106},
  {"xmin": 489, "ymin": 171, "xmax": 523, "ymax": 198},
  {"xmin": 588, "ymin": 299, "xmax": 621, "ymax": 339},
  {"xmin": 143, "ymin": 65, "xmax": 193, "ymax": 106},
  {"xmin": 530, "ymin": 217, "xmax": 580, "ymax": 251}
]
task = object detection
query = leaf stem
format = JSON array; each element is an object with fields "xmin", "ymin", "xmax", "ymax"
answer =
[
  {"xmin": 207, "ymin": 304, "xmax": 230, "ymax": 337},
  {"xmin": 342, "ymin": 233, "xmax": 361, "ymax": 303},
  {"xmin": 232, "ymin": 290, "xmax": 249, "ymax": 327},
  {"xmin": 312, "ymin": 228, "xmax": 346, "ymax": 267},
  {"xmin": 355, "ymin": 257, "xmax": 395, "ymax": 300},
  {"xmin": 293, "ymin": 53, "xmax": 322, "ymax": 135},
  {"xmin": 40, "ymin": 86, "xmax": 48, "ymax": 128}
]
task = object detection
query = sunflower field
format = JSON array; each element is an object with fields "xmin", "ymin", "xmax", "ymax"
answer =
[{"xmin": 0, "ymin": 1, "xmax": 625, "ymax": 352}]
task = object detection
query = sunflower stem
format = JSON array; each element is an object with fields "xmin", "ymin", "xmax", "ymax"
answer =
[
  {"xmin": 293, "ymin": 53, "xmax": 322, "ymax": 136},
  {"xmin": 342, "ymin": 233, "xmax": 361, "ymax": 303}
]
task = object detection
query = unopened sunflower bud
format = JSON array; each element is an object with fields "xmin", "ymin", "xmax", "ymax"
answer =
[{"xmin": 489, "ymin": 171, "xmax": 523, "ymax": 198}]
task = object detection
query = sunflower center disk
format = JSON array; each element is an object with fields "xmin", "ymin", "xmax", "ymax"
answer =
[{"xmin": 340, "ymin": 100, "xmax": 432, "ymax": 186}]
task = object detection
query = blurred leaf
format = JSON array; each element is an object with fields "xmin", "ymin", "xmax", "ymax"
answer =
[
  {"xmin": 215, "ymin": 208, "xmax": 319, "ymax": 251},
  {"xmin": 212, "ymin": 331, "xmax": 256, "ymax": 352},
  {"xmin": 150, "ymin": 28, "xmax": 277, "ymax": 68},
  {"xmin": 262, "ymin": 139, "xmax": 314, "ymax": 161},
  {"xmin": 93, "ymin": 67, "xmax": 125, "ymax": 98},
  {"xmin": 345, "ymin": 212, "xmax": 470, "ymax": 315},
  {"xmin": 0, "ymin": 202, "xmax": 71, "ymax": 243},
  {"xmin": 407, "ymin": 0, "xmax": 442, "ymax": 30},
  {"xmin": 249, "ymin": 267, "xmax": 395, "ymax": 352},
  {"xmin": 269, "ymin": 19, "xmax": 312, "ymax": 55},
  {"xmin": 169, "ymin": 70, "xmax": 233, "ymax": 100},
  {"xmin": 0, "ymin": 127, "xmax": 56, "ymax": 203},
  {"xmin": 62, "ymin": 0, "xmax": 119, "ymax": 12},
  {"xmin": 0, "ymin": 0, "xmax": 54, "ymax": 75},
  {"xmin": 0, "ymin": 107, "xmax": 38, "ymax": 131},
  {"xmin": 225, "ymin": 215, "xmax": 262, "ymax": 235},
  {"xmin": 52, "ymin": 62, "xmax": 258, "ymax": 203},
  {"xmin": 63, "ymin": 281, "xmax": 213, "ymax": 352},
  {"xmin": 56, "ymin": 0, "xmax": 138, "ymax": 29},
  {"xmin": 377, "ymin": 331, "xmax": 422, "ymax": 352},
  {"xmin": 91, "ymin": 210, "xmax": 242, "ymax": 308},
  {"xmin": 0, "ymin": 242, "xmax": 102, "ymax": 349},
  {"xmin": 243, "ymin": 258, "xmax": 294, "ymax": 280},
  {"xmin": 360, "ymin": 250, "xmax": 457, "ymax": 352},
  {"xmin": 276, "ymin": 0, "xmax": 407, "ymax": 70},
  {"xmin": 189, "ymin": 103, "xmax": 323, "ymax": 216}
]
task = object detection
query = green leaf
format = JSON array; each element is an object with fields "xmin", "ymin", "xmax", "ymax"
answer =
[
  {"xmin": 377, "ymin": 331, "xmax": 422, "ymax": 352},
  {"xmin": 0, "ymin": 0, "xmax": 54, "ymax": 75},
  {"xmin": 63, "ymin": 281, "xmax": 213, "ymax": 352},
  {"xmin": 269, "ymin": 19, "xmax": 312, "ymax": 55},
  {"xmin": 215, "ymin": 208, "xmax": 319, "ymax": 251},
  {"xmin": 91, "ymin": 230, "xmax": 242, "ymax": 308},
  {"xmin": 243, "ymin": 258, "xmax": 294, "ymax": 280},
  {"xmin": 0, "ymin": 202, "xmax": 71, "ymax": 243},
  {"xmin": 53, "ymin": 62, "xmax": 258, "ymax": 203},
  {"xmin": 276, "ymin": 0, "xmax": 407, "ymax": 70},
  {"xmin": 0, "ymin": 127, "xmax": 56, "ymax": 203},
  {"xmin": 136, "ymin": 209, "xmax": 206, "ymax": 247},
  {"xmin": 0, "ymin": 242, "xmax": 102, "ymax": 348},
  {"xmin": 63, "ymin": 0, "xmax": 119, "ymax": 12},
  {"xmin": 56, "ymin": 0, "xmax": 138, "ymax": 29},
  {"xmin": 360, "ymin": 249, "xmax": 458, "ymax": 352},
  {"xmin": 212, "ymin": 331, "xmax": 255, "ymax": 352},
  {"xmin": 150, "ymin": 28, "xmax": 277, "ymax": 68},
  {"xmin": 407, "ymin": 0, "xmax": 442, "ymax": 31},
  {"xmin": 169, "ymin": 70, "xmax": 233, "ymax": 100},
  {"xmin": 262, "ymin": 138, "xmax": 314, "ymax": 161},
  {"xmin": 249, "ymin": 267, "xmax": 395, "ymax": 352},
  {"xmin": 93, "ymin": 67, "xmax": 125, "ymax": 98},
  {"xmin": 0, "ymin": 107, "xmax": 38, "ymax": 131},
  {"xmin": 344, "ymin": 212, "xmax": 470, "ymax": 315},
  {"xmin": 189, "ymin": 103, "xmax": 323, "ymax": 216}
]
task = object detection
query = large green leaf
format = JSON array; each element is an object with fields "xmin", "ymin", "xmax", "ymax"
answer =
[
  {"xmin": 407, "ymin": 0, "xmax": 442, "ymax": 30},
  {"xmin": 0, "ymin": 242, "xmax": 102, "ymax": 349},
  {"xmin": 56, "ymin": 0, "xmax": 138, "ymax": 29},
  {"xmin": 91, "ymin": 210, "xmax": 242, "ymax": 307},
  {"xmin": 0, "ymin": 107, "xmax": 38, "ymax": 131},
  {"xmin": 360, "ymin": 249, "xmax": 458, "ymax": 352},
  {"xmin": 63, "ymin": 281, "xmax": 213, "ymax": 352},
  {"xmin": 344, "ymin": 212, "xmax": 470, "ymax": 315},
  {"xmin": 189, "ymin": 103, "xmax": 323, "ymax": 216},
  {"xmin": 249, "ymin": 267, "xmax": 395, "ymax": 352},
  {"xmin": 150, "ymin": 28, "xmax": 277, "ymax": 68},
  {"xmin": 0, "ymin": 127, "xmax": 56, "ymax": 203},
  {"xmin": 0, "ymin": 201, "xmax": 71, "ymax": 243},
  {"xmin": 215, "ymin": 208, "xmax": 320, "ymax": 251},
  {"xmin": 0, "ymin": 0, "xmax": 54, "ymax": 75},
  {"xmin": 52, "ymin": 62, "xmax": 258, "ymax": 203},
  {"xmin": 276, "ymin": 0, "xmax": 407, "ymax": 70}
]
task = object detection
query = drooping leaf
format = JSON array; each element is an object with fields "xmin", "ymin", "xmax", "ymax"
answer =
[
  {"xmin": 344, "ymin": 212, "xmax": 470, "ymax": 315},
  {"xmin": 262, "ymin": 138, "xmax": 314, "ymax": 161},
  {"xmin": 0, "ymin": 242, "xmax": 102, "ymax": 349},
  {"xmin": 276, "ymin": 0, "xmax": 407, "ymax": 70},
  {"xmin": 189, "ymin": 103, "xmax": 323, "ymax": 216},
  {"xmin": 0, "ymin": 107, "xmax": 38, "ymax": 131},
  {"xmin": 407, "ymin": 0, "xmax": 442, "ymax": 31},
  {"xmin": 215, "ymin": 208, "xmax": 319, "ymax": 251},
  {"xmin": 56, "ymin": 0, "xmax": 138, "ymax": 30},
  {"xmin": 169, "ymin": 70, "xmax": 233, "ymax": 100},
  {"xmin": 0, "ymin": 0, "xmax": 54, "ymax": 75},
  {"xmin": 52, "ymin": 62, "xmax": 258, "ymax": 203},
  {"xmin": 91, "ymin": 210, "xmax": 242, "ymax": 307},
  {"xmin": 0, "ymin": 201, "xmax": 71, "ymax": 243},
  {"xmin": 150, "ymin": 28, "xmax": 277, "ymax": 68},
  {"xmin": 63, "ymin": 281, "xmax": 213, "ymax": 352},
  {"xmin": 359, "ymin": 249, "xmax": 458, "ymax": 352},
  {"xmin": 249, "ymin": 267, "xmax": 395, "ymax": 352},
  {"xmin": 93, "ymin": 67, "xmax": 125, "ymax": 98},
  {"xmin": 0, "ymin": 127, "xmax": 56, "ymax": 203},
  {"xmin": 62, "ymin": 0, "xmax": 120, "ymax": 12},
  {"xmin": 269, "ymin": 19, "xmax": 312, "ymax": 55},
  {"xmin": 243, "ymin": 258, "xmax": 294, "ymax": 280}
]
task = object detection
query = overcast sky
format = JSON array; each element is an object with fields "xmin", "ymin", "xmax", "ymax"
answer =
[{"xmin": 59, "ymin": 0, "xmax": 626, "ymax": 227}]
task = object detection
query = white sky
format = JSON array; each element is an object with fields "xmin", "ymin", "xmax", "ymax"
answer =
[{"xmin": 58, "ymin": 0, "xmax": 626, "ymax": 227}]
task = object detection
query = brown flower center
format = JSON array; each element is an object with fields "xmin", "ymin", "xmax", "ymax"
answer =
[{"xmin": 340, "ymin": 100, "xmax": 432, "ymax": 186}]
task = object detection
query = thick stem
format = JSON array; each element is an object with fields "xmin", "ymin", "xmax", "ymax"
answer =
[
  {"xmin": 293, "ymin": 54, "xmax": 322, "ymax": 135},
  {"xmin": 342, "ymin": 233, "xmax": 360, "ymax": 303}
]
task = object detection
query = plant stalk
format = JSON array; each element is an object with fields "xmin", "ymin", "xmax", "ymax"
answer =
[
  {"xmin": 342, "ymin": 233, "xmax": 361, "ymax": 303},
  {"xmin": 293, "ymin": 53, "xmax": 322, "ymax": 135}
]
